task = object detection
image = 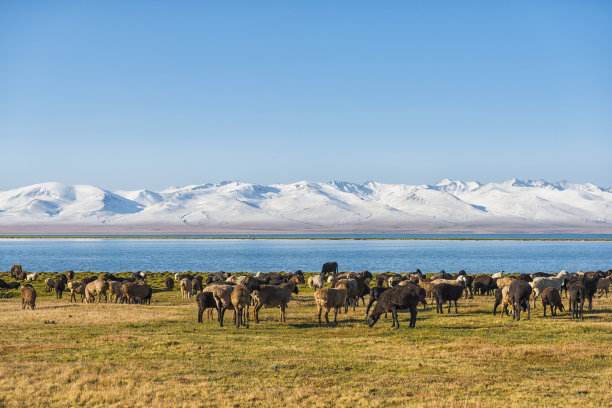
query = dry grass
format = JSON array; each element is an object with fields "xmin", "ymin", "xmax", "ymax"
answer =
[{"xmin": 0, "ymin": 271, "xmax": 611, "ymax": 407}]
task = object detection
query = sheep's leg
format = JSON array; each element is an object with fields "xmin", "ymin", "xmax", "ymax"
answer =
[
  {"xmin": 324, "ymin": 309, "xmax": 330, "ymax": 325},
  {"xmin": 454, "ymin": 300, "xmax": 458, "ymax": 314},
  {"xmin": 280, "ymin": 304, "xmax": 286, "ymax": 322},
  {"xmin": 587, "ymin": 296, "xmax": 592, "ymax": 311},
  {"xmin": 317, "ymin": 305, "xmax": 322, "ymax": 325},
  {"xmin": 527, "ymin": 301, "xmax": 530, "ymax": 320},
  {"xmin": 447, "ymin": 301, "xmax": 451, "ymax": 314},
  {"xmin": 245, "ymin": 306, "xmax": 249, "ymax": 329},
  {"xmin": 543, "ymin": 304, "xmax": 547, "ymax": 317},
  {"xmin": 392, "ymin": 309, "xmax": 399, "ymax": 329},
  {"xmin": 254, "ymin": 304, "xmax": 262, "ymax": 323},
  {"xmin": 533, "ymin": 292, "xmax": 538, "ymax": 309},
  {"xmin": 219, "ymin": 308, "xmax": 225, "ymax": 327},
  {"xmin": 365, "ymin": 298, "xmax": 374, "ymax": 317},
  {"xmin": 333, "ymin": 307, "xmax": 338, "ymax": 325}
]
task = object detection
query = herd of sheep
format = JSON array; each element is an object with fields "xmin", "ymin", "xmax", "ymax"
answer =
[{"xmin": 2, "ymin": 262, "xmax": 611, "ymax": 330}]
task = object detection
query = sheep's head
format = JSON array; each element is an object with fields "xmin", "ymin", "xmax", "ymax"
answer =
[{"xmin": 367, "ymin": 314, "xmax": 380, "ymax": 328}]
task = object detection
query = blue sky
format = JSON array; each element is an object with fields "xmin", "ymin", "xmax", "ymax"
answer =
[{"xmin": 1, "ymin": 1, "xmax": 611, "ymax": 190}]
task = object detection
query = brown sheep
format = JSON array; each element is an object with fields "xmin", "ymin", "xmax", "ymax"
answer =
[
  {"xmin": 67, "ymin": 281, "xmax": 85, "ymax": 303},
  {"xmin": 212, "ymin": 285, "xmax": 235, "ymax": 327},
  {"xmin": 165, "ymin": 277, "xmax": 174, "ymax": 291},
  {"xmin": 54, "ymin": 278, "xmax": 65, "ymax": 299},
  {"xmin": 597, "ymin": 276, "xmax": 611, "ymax": 297},
  {"xmin": 45, "ymin": 278, "xmax": 55, "ymax": 292},
  {"xmin": 85, "ymin": 279, "xmax": 110, "ymax": 303},
  {"xmin": 123, "ymin": 282, "xmax": 152, "ymax": 304},
  {"xmin": 11, "ymin": 264, "xmax": 23, "ymax": 279},
  {"xmin": 314, "ymin": 287, "xmax": 347, "ymax": 325},
  {"xmin": 541, "ymin": 287, "xmax": 564, "ymax": 317},
  {"xmin": 231, "ymin": 284, "xmax": 250, "ymax": 329},
  {"xmin": 251, "ymin": 276, "xmax": 299, "ymax": 323},
  {"xmin": 21, "ymin": 284, "xmax": 37, "ymax": 309}
]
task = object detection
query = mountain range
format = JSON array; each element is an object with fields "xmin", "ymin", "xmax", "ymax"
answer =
[{"xmin": 1, "ymin": 179, "xmax": 611, "ymax": 234}]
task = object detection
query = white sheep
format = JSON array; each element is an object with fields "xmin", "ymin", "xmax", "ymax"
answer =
[
  {"xmin": 529, "ymin": 270, "xmax": 568, "ymax": 308},
  {"xmin": 180, "ymin": 278, "xmax": 193, "ymax": 300},
  {"xmin": 308, "ymin": 275, "xmax": 324, "ymax": 289},
  {"xmin": 492, "ymin": 270, "xmax": 504, "ymax": 279},
  {"xmin": 25, "ymin": 273, "xmax": 37, "ymax": 281}
]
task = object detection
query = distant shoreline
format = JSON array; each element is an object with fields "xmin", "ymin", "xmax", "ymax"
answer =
[{"xmin": 1, "ymin": 235, "xmax": 611, "ymax": 241}]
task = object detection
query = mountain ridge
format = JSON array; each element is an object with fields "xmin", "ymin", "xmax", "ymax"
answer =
[{"xmin": 1, "ymin": 179, "xmax": 611, "ymax": 234}]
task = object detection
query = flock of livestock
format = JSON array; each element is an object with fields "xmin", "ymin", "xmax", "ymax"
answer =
[{"xmin": 3, "ymin": 261, "xmax": 612, "ymax": 330}]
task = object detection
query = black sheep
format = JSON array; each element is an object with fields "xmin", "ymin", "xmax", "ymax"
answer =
[
  {"xmin": 0, "ymin": 279, "xmax": 10, "ymax": 289},
  {"xmin": 517, "ymin": 273, "xmax": 533, "ymax": 282},
  {"xmin": 432, "ymin": 283, "xmax": 464, "ymax": 314},
  {"xmin": 196, "ymin": 292, "xmax": 219, "ymax": 323},
  {"xmin": 454, "ymin": 271, "xmax": 474, "ymax": 299},
  {"xmin": 365, "ymin": 286, "xmax": 389, "ymax": 317},
  {"xmin": 437, "ymin": 270, "xmax": 453, "ymax": 280},
  {"xmin": 165, "ymin": 277, "xmax": 174, "ymax": 291},
  {"xmin": 508, "ymin": 280, "xmax": 532, "ymax": 321},
  {"xmin": 569, "ymin": 281, "xmax": 586, "ymax": 320},
  {"xmin": 367, "ymin": 285, "xmax": 421, "ymax": 329},
  {"xmin": 473, "ymin": 275, "xmax": 495, "ymax": 295},
  {"xmin": 583, "ymin": 272, "xmax": 601, "ymax": 311},
  {"xmin": 54, "ymin": 279, "xmax": 66, "ymax": 299},
  {"xmin": 540, "ymin": 287, "xmax": 564, "ymax": 317}
]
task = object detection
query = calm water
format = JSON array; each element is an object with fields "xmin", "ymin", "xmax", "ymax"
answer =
[{"xmin": 0, "ymin": 238, "xmax": 611, "ymax": 274}]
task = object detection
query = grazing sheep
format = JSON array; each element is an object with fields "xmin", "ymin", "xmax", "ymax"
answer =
[
  {"xmin": 85, "ymin": 279, "xmax": 110, "ymax": 303},
  {"xmin": 165, "ymin": 277, "xmax": 174, "ymax": 291},
  {"xmin": 529, "ymin": 270, "xmax": 568, "ymax": 308},
  {"xmin": 541, "ymin": 287, "xmax": 564, "ymax": 317},
  {"xmin": 597, "ymin": 276, "xmax": 611, "ymax": 297},
  {"xmin": 67, "ymin": 281, "xmax": 85, "ymax": 303},
  {"xmin": 11, "ymin": 264, "xmax": 23, "ymax": 279},
  {"xmin": 180, "ymin": 278, "xmax": 193, "ymax": 300},
  {"xmin": 212, "ymin": 285, "xmax": 235, "ymax": 327},
  {"xmin": 54, "ymin": 278, "xmax": 66, "ymax": 299},
  {"xmin": 473, "ymin": 275, "xmax": 495, "ymax": 295},
  {"xmin": 509, "ymin": 279, "xmax": 532, "ymax": 321},
  {"xmin": 21, "ymin": 284, "xmax": 37, "ymax": 309},
  {"xmin": 365, "ymin": 286, "xmax": 389, "ymax": 317},
  {"xmin": 432, "ymin": 283, "xmax": 464, "ymax": 314},
  {"xmin": 231, "ymin": 284, "xmax": 250, "ymax": 329},
  {"xmin": 109, "ymin": 281, "xmax": 123, "ymax": 303},
  {"xmin": 367, "ymin": 285, "xmax": 421, "ymax": 329},
  {"xmin": 25, "ymin": 273, "xmax": 37, "ymax": 281},
  {"xmin": 314, "ymin": 287, "xmax": 347, "ymax": 325},
  {"xmin": 251, "ymin": 276, "xmax": 299, "ymax": 323},
  {"xmin": 65, "ymin": 270, "xmax": 75, "ymax": 279},
  {"xmin": 122, "ymin": 282, "xmax": 152, "ymax": 305},
  {"xmin": 569, "ymin": 281, "xmax": 586, "ymax": 320},
  {"xmin": 45, "ymin": 278, "xmax": 55, "ymax": 292},
  {"xmin": 196, "ymin": 292, "xmax": 218, "ymax": 323},
  {"xmin": 334, "ymin": 279, "xmax": 359, "ymax": 312},
  {"xmin": 493, "ymin": 287, "xmax": 512, "ymax": 316},
  {"xmin": 492, "ymin": 270, "xmax": 504, "ymax": 279}
]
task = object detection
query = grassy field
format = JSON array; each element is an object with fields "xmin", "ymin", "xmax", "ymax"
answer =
[{"xmin": 0, "ymin": 271, "xmax": 611, "ymax": 408}]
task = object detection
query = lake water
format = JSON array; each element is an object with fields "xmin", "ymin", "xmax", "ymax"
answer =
[{"xmin": 1, "ymin": 237, "xmax": 611, "ymax": 274}]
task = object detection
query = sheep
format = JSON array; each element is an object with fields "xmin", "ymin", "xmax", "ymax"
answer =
[
  {"xmin": 308, "ymin": 275, "xmax": 324, "ymax": 289},
  {"xmin": 109, "ymin": 281, "xmax": 123, "ymax": 303},
  {"xmin": 65, "ymin": 270, "xmax": 75, "ymax": 279},
  {"xmin": 367, "ymin": 284, "xmax": 421, "ymax": 329},
  {"xmin": 509, "ymin": 279, "xmax": 532, "ymax": 321},
  {"xmin": 180, "ymin": 278, "xmax": 193, "ymax": 300},
  {"xmin": 251, "ymin": 276, "xmax": 299, "ymax": 323},
  {"xmin": 597, "ymin": 276, "xmax": 611, "ymax": 297},
  {"xmin": 436, "ymin": 270, "xmax": 453, "ymax": 280},
  {"xmin": 196, "ymin": 292, "xmax": 218, "ymax": 323},
  {"xmin": 165, "ymin": 277, "xmax": 174, "ymax": 291},
  {"xmin": 569, "ymin": 281, "xmax": 586, "ymax": 320},
  {"xmin": 85, "ymin": 279, "xmax": 110, "ymax": 303},
  {"xmin": 25, "ymin": 273, "xmax": 37, "ymax": 281},
  {"xmin": 418, "ymin": 281, "xmax": 436, "ymax": 300},
  {"xmin": 67, "ymin": 281, "xmax": 85, "ymax": 303},
  {"xmin": 231, "ymin": 284, "xmax": 250, "ymax": 329},
  {"xmin": 122, "ymin": 282, "xmax": 152, "ymax": 305},
  {"xmin": 540, "ymin": 287, "xmax": 564, "ymax": 317},
  {"xmin": 314, "ymin": 287, "xmax": 347, "ymax": 325},
  {"xmin": 21, "ymin": 284, "xmax": 37, "ymax": 309},
  {"xmin": 473, "ymin": 275, "xmax": 495, "ymax": 295},
  {"xmin": 583, "ymin": 272, "xmax": 601, "ymax": 311},
  {"xmin": 54, "ymin": 278, "xmax": 65, "ymax": 299},
  {"xmin": 365, "ymin": 286, "xmax": 389, "ymax": 317},
  {"xmin": 192, "ymin": 276, "xmax": 203, "ymax": 294},
  {"xmin": 45, "ymin": 278, "xmax": 55, "ymax": 292},
  {"xmin": 175, "ymin": 273, "xmax": 182, "ymax": 281},
  {"xmin": 455, "ymin": 270, "xmax": 474, "ymax": 298},
  {"xmin": 0, "ymin": 279, "xmax": 11, "ymax": 289},
  {"xmin": 529, "ymin": 270, "xmax": 568, "ymax": 308},
  {"xmin": 493, "ymin": 287, "xmax": 512, "ymax": 316},
  {"xmin": 388, "ymin": 276, "xmax": 402, "ymax": 287},
  {"xmin": 492, "ymin": 270, "xmax": 504, "ymax": 279},
  {"xmin": 432, "ymin": 283, "xmax": 464, "ymax": 314},
  {"xmin": 212, "ymin": 285, "xmax": 235, "ymax": 327},
  {"xmin": 11, "ymin": 264, "xmax": 23, "ymax": 279},
  {"xmin": 495, "ymin": 277, "xmax": 516, "ymax": 290},
  {"xmin": 334, "ymin": 279, "xmax": 359, "ymax": 312}
]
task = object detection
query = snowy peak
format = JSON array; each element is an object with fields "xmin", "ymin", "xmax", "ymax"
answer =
[{"xmin": 0, "ymin": 179, "xmax": 611, "ymax": 232}]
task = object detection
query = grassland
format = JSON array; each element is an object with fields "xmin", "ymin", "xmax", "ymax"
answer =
[{"xmin": 0, "ymin": 271, "xmax": 611, "ymax": 408}]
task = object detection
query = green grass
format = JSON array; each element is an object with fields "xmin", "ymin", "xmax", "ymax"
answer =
[{"xmin": 0, "ymin": 271, "xmax": 611, "ymax": 407}]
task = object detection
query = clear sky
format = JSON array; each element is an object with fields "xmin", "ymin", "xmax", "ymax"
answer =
[{"xmin": 1, "ymin": 1, "xmax": 611, "ymax": 190}]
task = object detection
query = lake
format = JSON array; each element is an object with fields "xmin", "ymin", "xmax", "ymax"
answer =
[{"xmin": 1, "ymin": 237, "xmax": 611, "ymax": 274}]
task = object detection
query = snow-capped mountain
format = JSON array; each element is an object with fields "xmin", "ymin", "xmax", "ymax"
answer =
[{"xmin": 0, "ymin": 179, "xmax": 611, "ymax": 233}]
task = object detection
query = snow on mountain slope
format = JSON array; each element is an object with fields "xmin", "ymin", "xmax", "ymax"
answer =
[{"xmin": 0, "ymin": 179, "xmax": 611, "ymax": 231}]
